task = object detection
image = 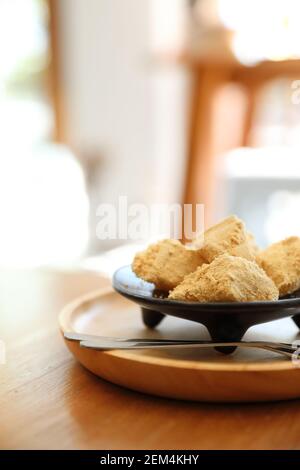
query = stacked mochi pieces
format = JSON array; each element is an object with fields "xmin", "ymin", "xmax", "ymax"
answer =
[{"xmin": 132, "ymin": 216, "xmax": 300, "ymax": 302}]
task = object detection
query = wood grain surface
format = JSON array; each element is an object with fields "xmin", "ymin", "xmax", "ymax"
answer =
[{"xmin": 1, "ymin": 269, "xmax": 300, "ymax": 449}]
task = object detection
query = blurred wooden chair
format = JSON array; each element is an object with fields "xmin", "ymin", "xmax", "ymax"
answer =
[{"xmin": 182, "ymin": 38, "xmax": 300, "ymax": 226}]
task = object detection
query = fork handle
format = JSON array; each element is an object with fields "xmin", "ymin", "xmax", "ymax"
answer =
[{"xmin": 79, "ymin": 340, "xmax": 294, "ymax": 358}]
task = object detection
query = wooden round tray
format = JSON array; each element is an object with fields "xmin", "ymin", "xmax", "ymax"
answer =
[{"xmin": 59, "ymin": 287, "xmax": 300, "ymax": 402}]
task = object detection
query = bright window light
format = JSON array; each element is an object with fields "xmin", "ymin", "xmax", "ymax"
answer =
[
  {"xmin": 0, "ymin": 0, "xmax": 89, "ymax": 267},
  {"xmin": 218, "ymin": 0, "xmax": 300, "ymax": 64}
]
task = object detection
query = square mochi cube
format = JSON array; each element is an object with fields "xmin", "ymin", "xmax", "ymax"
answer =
[
  {"xmin": 132, "ymin": 239, "xmax": 205, "ymax": 291},
  {"xmin": 258, "ymin": 236, "xmax": 300, "ymax": 296},
  {"xmin": 191, "ymin": 215, "xmax": 258, "ymax": 263},
  {"xmin": 169, "ymin": 254, "xmax": 279, "ymax": 302}
]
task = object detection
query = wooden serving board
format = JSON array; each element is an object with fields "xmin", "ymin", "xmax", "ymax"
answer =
[{"xmin": 59, "ymin": 287, "xmax": 300, "ymax": 402}]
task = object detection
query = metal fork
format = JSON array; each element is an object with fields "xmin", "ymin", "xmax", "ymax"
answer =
[{"xmin": 64, "ymin": 332, "xmax": 297, "ymax": 358}]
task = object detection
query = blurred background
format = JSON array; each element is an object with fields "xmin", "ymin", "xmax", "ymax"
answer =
[{"xmin": 1, "ymin": 0, "xmax": 300, "ymax": 268}]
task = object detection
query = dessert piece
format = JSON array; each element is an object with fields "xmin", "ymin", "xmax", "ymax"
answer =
[
  {"xmin": 236, "ymin": 232, "xmax": 260, "ymax": 257},
  {"xmin": 191, "ymin": 215, "xmax": 258, "ymax": 263},
  {"xmin": 257, "ymin": 236, "xmax": 300, "ymax": 296},
  {"xmin": 132, "ymin": 239, "xmax": 205, "ymax": 291},
  {"xmin": 169, "ymin": 254, "xmax": 279, "ymax": 302}
]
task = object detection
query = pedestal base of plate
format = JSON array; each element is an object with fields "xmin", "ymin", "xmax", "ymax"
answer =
[
  {"xmin": 206, "ymin": 322, "xmax": 247, "ymax": 354},
  {"xmin": 141, "ymin": 308, "xmax": 246, "ymax": 354},
  {"xmin": 141, "ymin": 308, "xmax": 165, "ymax": 329}
]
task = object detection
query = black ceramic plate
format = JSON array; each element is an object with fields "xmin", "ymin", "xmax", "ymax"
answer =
[{"xmin": 113, "ymin": 265, "xmax": 300, "ymax": 353}]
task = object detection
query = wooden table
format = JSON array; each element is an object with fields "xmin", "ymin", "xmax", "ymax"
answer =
[{"xmin": 1, "ymin": 268, "xmax": 300, "ymax": 450}]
